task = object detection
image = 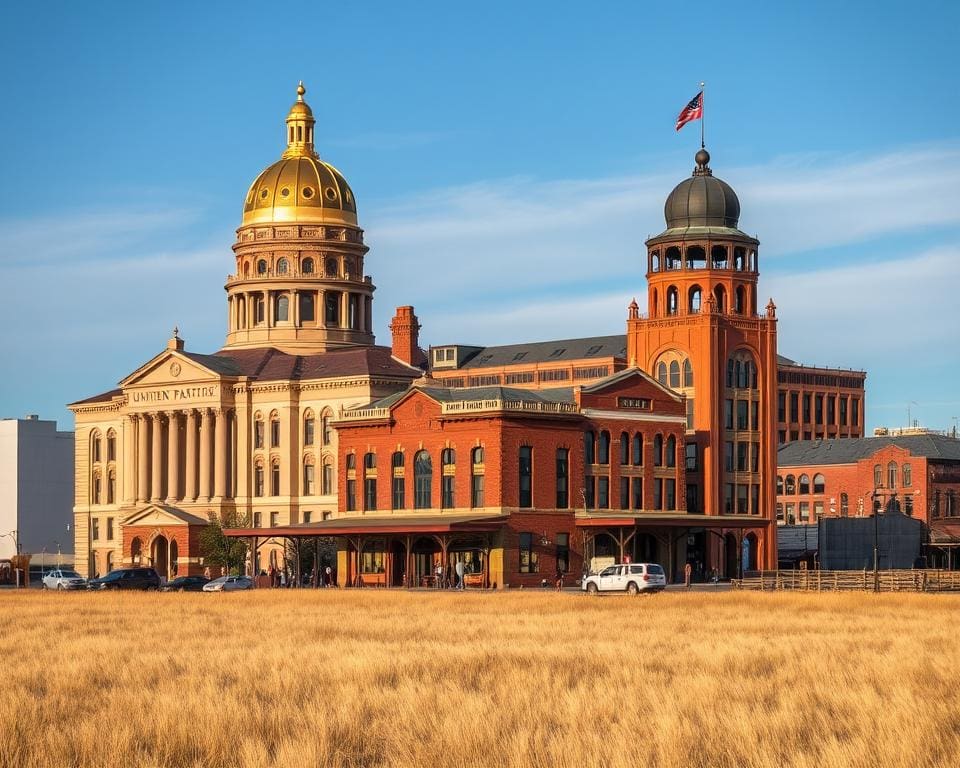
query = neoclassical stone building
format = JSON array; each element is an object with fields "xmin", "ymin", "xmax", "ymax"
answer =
[{"xmin": 69, "ymin": 84, "xmax": 422, "ymax": 578}]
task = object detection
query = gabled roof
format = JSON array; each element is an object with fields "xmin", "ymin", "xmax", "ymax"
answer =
[
  {"xmin": 122, "ymin": 504, "xmax": 210, "ymax": 527},
  {"xmin": 361, "ymin": 384, "xmax": 577, "ymax": 411},
  {"xmin": 778, "ymin": 434, "xmax": 960, "ymax": 466},
  {"xmin": 449, "ymin": 334, "xmax": 628, "ymax": 369},
  {"xmin": 579, "ymin": 367, "xmax": 684, "ymax": 403},
  {"xmin": 69, "ymin": 388, "xmax": 123, "ymax": 406}
]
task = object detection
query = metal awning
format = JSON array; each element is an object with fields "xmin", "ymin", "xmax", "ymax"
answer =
[
  {"xmin": 224, "ymin": 513, "xmax": 509, "ymax": 538},
  {"xmin": 575, "ymin": 513, "xmax": 770, "ymax": 529}
]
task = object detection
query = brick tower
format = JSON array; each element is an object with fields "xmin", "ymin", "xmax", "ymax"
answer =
[{"xmin": 626, "ymin": 148, "xmax": 778, "ymax": 572}]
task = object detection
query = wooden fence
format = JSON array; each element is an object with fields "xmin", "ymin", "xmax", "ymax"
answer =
[{"xmin": 731, "ymin": 569, "xmax": 960, "ymax": 593}]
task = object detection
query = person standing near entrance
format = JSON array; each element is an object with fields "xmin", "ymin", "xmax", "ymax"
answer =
[
  {"xmin": 435, "ymin": 560, "xmax": 443, "ymax": 589},
  {"xmin": 684, "ymin": 561, "xmax": 692, "ymax": 589},
  {"xmin": 455, "ymin": 559, "xmax": 465, "ymax": 590}
]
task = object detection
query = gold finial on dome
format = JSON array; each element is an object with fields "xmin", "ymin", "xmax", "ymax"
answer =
[{"xmin": 283, "ymin": 80, "xmax": 317, "ymax": 159}]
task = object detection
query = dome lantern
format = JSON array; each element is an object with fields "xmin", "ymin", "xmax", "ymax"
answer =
[{"xmin": 282, "ymin": 81, "xmax": 318, "ymax": 160}]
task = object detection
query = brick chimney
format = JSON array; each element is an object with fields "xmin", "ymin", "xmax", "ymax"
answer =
[{"xmin": 389, "ymin": 306, "xmax": 422, "ymax": 367}]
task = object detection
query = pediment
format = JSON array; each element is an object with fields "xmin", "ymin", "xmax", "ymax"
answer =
[
  {"xmin": 122, "ymin": 504, "xmax": 210, "ymax": 528},
  {"xmin": 581, "ymin": 368, "xmax": 682, "ymax": 402},
  {"xmin": 120, "ymin": 350, "xmax": 224, "ymax": 389}
]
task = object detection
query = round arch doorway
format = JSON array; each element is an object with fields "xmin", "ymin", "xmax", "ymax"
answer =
[{"xmin": 151, "ymin": 535, "xmax": 176, "ymax": 581}]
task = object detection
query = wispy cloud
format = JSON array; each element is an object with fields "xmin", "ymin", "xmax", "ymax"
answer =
[{"xmin": 327, "ymin": 130, "xmax": 459, "ymax": 151}]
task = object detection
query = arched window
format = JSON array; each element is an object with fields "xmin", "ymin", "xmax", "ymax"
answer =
[
  {"xmin": 363, "ymin": 453, "xmax": 377, "ymax": 511},
  {"xmin": 813, "ymin": 474, "xmax": 825, "ymax": 494},
  {"xmin": 682, "ymin": 359, "xmax": 693, "ymax": 387},
  {"xmin": 441, "ymin": 448, "xmax": 456, "ymax": 508},
  {"xmin": 254, "ymin": 461, "xmax": 264, "ymax": 497},
  {"xmin": 727, "ymin": 351, "xmax": 757, "ymax": 391},
  {"xmin": 107, "ymin": 470, "xmax": 116, "ymax": 504},
  {"xmin": 92, "ymin": 470, "xmax": 102, "ymax": 504},
  {"xmin": 321, "ymin": 411, "xmax": 332, "ymax": 445},
  {"xmin": 840, "ymin": 492, "xmax": 849, "ymax": 516},
  {"xmin": 665, "ymin": 246, "xmax": 681, "ymax": 270},
  {"xmin": 714, "ymin": 285, "xmax": 726, "ymax": 313},
  {"xmin": 688, "ymin": 285, "xmax": 702, "ymax": 313},
  {"xmin": 270, "ymin": 459, "xmax": 281, "ymax": 496},
  {"xmin": 887, "ymin": 461, "xmax": 897, "ymax": 489},
  {"xmin": 620, "ymin": 432, "xmax": 629, "ymax": 465},
  {"xmin": 302, "ymin": 257, "xmax": 314, "ymax": 274},
  {"xmin": 653, "ymin": 434, "xmax": 663, "ymax": 467},
  {"xmin": 303, "ymin": 457, "xmax": 316, "ymax": 495},
  {"xmin": 669, "ymin": 361, "xmax": 680, "ymax": 388},
  {"xmin": 257, "ymin": 259, "xmax": 267, "ymax": 275},
  {"xmin": 665, "ymin": 436, "xmax": 676, "ymax": 468},
  {"xmin": 325, "ymin": 257, "xmax": 338, "ymax": 277},
  {"xmin": 632, "ymin": 433, "xmax": 643, "ymax": 466},
  {"xmin": 269, "ymin": 412, "xmax": 280, "ymax": 448},
  {"xmin": 131, "ymin": 537, "xmax": 142, "ymax": 565},
  {"xmin": 734, "ymin": 247, "xmax": 747, "ymax": 270},
  {"xmin": 277, "ymin": 258, "xmax": 289, "ymax": 275},
  {"xmin": 584, "ymin": 431, "xmax": 596, "ymax": 464},
  {"xmin": 391, "ymin": 451, "xmax": 405, "ymax": 510},
  {"xmin": 471, "ymin": 447, "xmax": 484, "ymax": 507},
  {"xmin": 650, "ymin": 251, "xmax": 660, "ymax": 272},
  {"xmin": 798, "ymin": 474, "xmax": 810, "ymax": 494},
  {"xmin": 393, "ymin": 451, "xmax": 404, "ymax": 468},
  {"xmin": 322, "ymin": 460, "xmax": 333, "ymax": 495},
  {"xmin": 303, "ymin": 411, "xmax": 315, "ymax": 446},
  {"xmin": 253, "ymin": 414, "xmax": 265, "ymax": 450},
  {"xmin": 442, "ymin": 448, "xmax": 455, "ymax": 466},
  {"xmin": 711, "ymin": 245, "xmax": 728, "ymax": 269},
  {"xmin": 657, "ymin": 362, "xmax": 668, "ymax": 385},
  {"xmin": 785, "ymin": 474, "xmax": 796, "ymax": 494},
  {"xmin": 777, "ymin": 475, "xmax": 784, "ymax": 495},
  {"xmin": 414, "ymin": 451, "xmax": 432, "ymax": 508},
  {"xmin": 902, "ymin": 463, "xmax": 912, "ymax": 487},
  {"xmin": 873, "ymin": 464, "xmax": 882, "ymax": 488},
  {"xmin": 364, "ymin": 452, "xmax": 377, "ymax": 470},
  {"xmin": 598, "ymin": 431, "xmax": 610, "ymax": 465},
  {"xmin": 91, "ymin": 430, "xmax": 102, "ymax": 464},
  {"xmin": 106, "ymin": 430, "xmax": 116, "ymax": 462},
  {"xmin": 666, "ymin": 286, "xmax": 679, "ymax": 315},
  {"xmin": 735, "ymin": 285, "xmax": 745, "ymax": 314},
  {"xmin": 275, "ymin": 294, "xmax": 289, "ymax": 322},
  {"xmin": 686, "ymin": 246, "xmax": 706, "ymax": 269}
]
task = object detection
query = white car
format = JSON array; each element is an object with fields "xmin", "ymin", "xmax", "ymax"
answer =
[
  {"xmin": 202, "ymin": 575, "xmax": 253, "ymax": 592},
  {"xmin": 42, "ymin": 569, "xmax": 87, "ymax": 591},
  {"xmin": 582, "ymin": 563, "xmax": 666, "ymax": 594}
]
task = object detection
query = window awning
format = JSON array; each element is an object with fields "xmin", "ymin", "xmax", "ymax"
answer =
[{"xmin": 224, "ymin": 513, "xmax": 509, "ymax": 538}]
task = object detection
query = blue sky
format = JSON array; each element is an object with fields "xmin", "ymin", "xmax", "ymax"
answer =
[{"xmin": 1, "ymin": 1, "xmax": 958, "ymax": 433}]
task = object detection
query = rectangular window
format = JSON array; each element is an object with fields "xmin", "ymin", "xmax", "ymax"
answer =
[
  {"xmin": 790, "ymin": 392, "xmax": 799, "ymax": 422},
  {"xmin": 620, "ymin": 477, "xmax": 629, "ymax": 510},
  {"xmin": 751, "ymin": 442, "xmax": 760, "ymax": 472},
  {"xmin": 471, "ymin": 473, "xmax": 484, "ymax": 507},
  {"xmin": 253, "ymin": 512, "xmax": 262, "ymax": 528},
  {"xmin": 364, "ymin": 478, "xmax": 377, "ymax": 511},
  {"xmin": 92, "ymin": 518, "xmax": 100, "ymax": 541},
  {"xmin": 852, "ymin": 397, "xmax": 860, "ymax": 425},
  {"xmin": 271, "ymin": 463, "xmax": 280, "ymax": 496},
  {"xmin": 751, "ymin": 401, "xmax": 759, "ymax": 431},
  {"xmin": 814, "ymin": 500, "xmax": 824, "ymax": 521},
  {"xmin": 686, "ymin": 484, "xmax": 699, "ymax": 514},
  {"xmin": 361, "ymin": 549, "xmax": 384, "ymax": 574},
  {"xmin": 751, "ymin": 484, "xmax": 760, "ymax": 515},
  {"xmin": 724, "ymin": 399, "xmax": 734, "ymax": 430},
  {"xmin": 725, "ymin": 441, "xmax": 734, "ymax": 472},
  {"xmin": 346, "ymin": 479, "xmax": 356, "ymax": 511},
  {"xmin": 106, "ymin": 517, "xmax": 114, "ymax": 540},
  {"xmin": 839, "ymin": 397, "xmax": 848, "ymax": 426},
  {"xmin": 776, "ymin": 503, "xmax": 784, "ymax": 522},
  {"xmin": 653, "ymin": 478, "xmax": 663, "ymax": 510},
  {"xmin": 555, "ymin": 449, "xmax": 569, "ymax": 508},
  {"xmin": 665, "ymin": 479, "xmax": 676, "ymax": 511},
  {"xmin": 271, "ymin": 420, "xmax": 281, "ymax": 448},
  {"xmin": 254, "ymin": 466, "xmax": 264, "ymax": 497},
  {"xmin": 785, "ymin": 502, "xmax": 795, "ymax": 524},
  {"xmin": 737, "ymin": 442, "xmax": 748, "ymax": 472},
  {"xmin": 597, "ymin": 477, "xmax": 609, "ymax": 509},
  {"xmin": 737, "ymin": 484, "xmax": 748, "ymax": 514},
  {"xmin": 584, "ymin": 476, "xmax": 595, "ymax": 508},
  {"xmin": 303, "ymin": 511, "xmax": 312, "ymax": 524},
  {"xmin": 815, "ymin": 395, "xmax": 824, "ymax": 425},
  {"xmin": 325, "ymin": 291, "xmax": 340, "ymax": 325},
  {"xmin": 254, "ymin": 422, "xmax": 264, "ymax": 449},
  {"xmin": 630, "ymin": 477, "xmax": 643, "ymax": 509},
  {"xmin": 304, "ymin": 419, "xmax": 315, "ymax": 446},
  {"xmin": 304, "ymin": 464, "xmax": 315, "ymax": 495},
  {"xmin": 442, "ymin": 475, "xmax": 455, "ymax": 508},
  {"xmin": 736, "ymin": 400, "xmax": 748, "ymax": 430},
  {"xmin": 778, "ymin": 430, "xmax": 786, "ymax": 444},
  {"xmin": 107, "ymin": 436, "xmax": 116, "ymax": 462},
  {"xmin": 518, "ymin": 446, "xmax": 533, "ymax": 508},
  {"xmin": 519, "ymin": 532, "xmax": 538, "ymax": 574},
  {"xmin": 799, "ymin": 501, "xmax": 810, "ymax": 522},
  {"xmin": 685, "ymin": 443, "xmax": 697, "ymax": 471},
  {"xmin": 392, "ymin": 476, "xmax": 405, "ymax": 509},
  {"xmin": 803, "ymin": 394, "xmax": 811, "ymax": 423},
  {"xmin": 556, "ymin": 533, "xmax": 570, "ymax": 573},
  {"xmin": 827, "ymin": 395, "xmax": 836, "ymax": 425},
  {"xmin": 270, "ymin": 511, "xmax": 279, "ymax": 527},
  {"xmin": 685, "ymin": 399, "xmax": 694, "ymax": 430},
  {"xmin": 777, "ymin": 392, "xmax": 786, "ymax": 422},
  {"xmin": 724, "ymin": 483, "xmax": 734, "ymax": 514}
]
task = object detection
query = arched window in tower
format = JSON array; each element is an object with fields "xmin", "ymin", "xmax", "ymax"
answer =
[
  {"xmin": 711, "ymin": 245, "xmax": 728, "ymax": 269},
  {"xmin": 257, "ymin": 259, "xmax": 268, "ymax": 275},
  {"xmin": 325, "ymin": 291, "xmax": 341, "ymax": 325},
  {"xmin": 735, "ymin": 286, "xmax": 745, "ymax": 314},
  {"xmin": 325, "ymin": 257, "xmax": 338, "ymax": 277},
  {"xmin": 683, "ymin": 359, "xmax": 693, "ymax": 387},
  {"xmin": 300, "ymin": 292, "xmax": 315, "ymax": 323},
  {"xmin": 650, "ymin": 251, "xmax": 660, "ymax": 272},
  {"xmin": 669, "ymin": 361, "xmax": 680, "ymax": 388},
  {"xmin": 734, "ymin": 247, "xmax": 747, "ymax": 270},
  {"xmin": 302, "ymin": 257, "xmax": 314, "ymax": 275},
  {"xmin": 275, "ymin": 294, "xmax": 289, "ymax": 322},
  {"xmin": 726, "ymin": 350, "xmax": 758, "ymax": 391},
  {"xmin": 276, "ymin": 258, "xmax": 289, "ymax": 275},
  {"xmin": 665, "ymin": 247, "xmax": 682, "ymax": 271},
  {"xmin": 657, "ymin": 362, "xmax": 668, "ymax": 385},
  {"xmin": 714, "ymin": 285, "xmax": 726, "ymax": 313},
  {"xmin": 686, "ymin": 246, "xmax": 706, "ymax": 269},
  {"xmin": 688, "ymin": 285, "xmax": 702, "ymax": 313},
  {"xmin": 666, "ymin": 286, "xmax": 679, "ymax": 316}
]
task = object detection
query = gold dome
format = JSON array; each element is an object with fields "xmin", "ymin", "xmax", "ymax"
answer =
[{"xmin": 241, "ymin": 82, "xmax": 358, "ymax": 227}]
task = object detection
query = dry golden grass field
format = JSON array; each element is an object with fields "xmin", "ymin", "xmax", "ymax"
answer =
[{"xmin": 1, "ymin": 590, "xmax": 959, "ymax": 768}]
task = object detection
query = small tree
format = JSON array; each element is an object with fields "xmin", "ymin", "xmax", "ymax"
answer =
[{"xmin": 198, "ymin": 510, "xmax": 250, "ymax": 576}]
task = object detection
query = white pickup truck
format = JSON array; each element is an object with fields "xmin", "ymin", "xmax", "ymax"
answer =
[{"xmin": 582, "ymin": 563, "xmax": 667, "ymax": 594}]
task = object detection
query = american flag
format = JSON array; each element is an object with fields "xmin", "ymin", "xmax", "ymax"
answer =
[{"xmin": 675, "ymin": 91, "xmax": 703, "ymax": 132}]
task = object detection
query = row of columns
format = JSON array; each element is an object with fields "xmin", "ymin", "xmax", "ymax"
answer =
[
  {"xmin": 227, "ymin": 289, "xmax": 373, "ymax": 333},
  {"xmin": 127, "ymin": 409, "xmax": 233, "ymax": 505}
]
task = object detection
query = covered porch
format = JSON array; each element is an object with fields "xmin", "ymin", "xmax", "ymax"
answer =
[
  {"xmin": 225, "ymin": 514, "xmax": 508, "ymax": 588},
  {"xmin": 576, "ymin": 513, "xmax": 771, "ymax": 583},
  {"xmin": 926, "ymin": 524, "xmax": 960, "ymax": 570}
]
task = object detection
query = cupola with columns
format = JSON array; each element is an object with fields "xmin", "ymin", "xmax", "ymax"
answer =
[{"xmin": 225, "ymin": 82, "xmax": 374, "ymax": 353}]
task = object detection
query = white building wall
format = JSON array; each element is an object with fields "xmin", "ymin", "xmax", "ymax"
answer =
[{"xmin": 0, "ymin": 417, "xmax": 74, "ymax": 559}]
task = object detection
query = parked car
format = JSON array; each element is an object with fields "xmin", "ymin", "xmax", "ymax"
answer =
[
  {"xmin": 582, "ymin": 563, "xmax": 666, "ymax": 594},
  {"xmin": 41, "ymin": 569, "xmax": 86, "ymax": 591},
  {"xmin": 202, "ymin": 575, "xmax": 253, "ymax": 592},
  {"xmin": 87, "ymin": 567, "xmax": 161, "ymax": 591},
  {"xmin": 160, "ymin": 576, "xmax": 210, "ymax": 592}
]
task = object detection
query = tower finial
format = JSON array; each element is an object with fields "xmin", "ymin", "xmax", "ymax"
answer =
[{"xmin": 296, "ymin": 81, "xmax": 305, "ymax": 100}]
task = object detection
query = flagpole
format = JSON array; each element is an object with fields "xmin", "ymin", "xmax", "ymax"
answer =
[{"xmin": 700, "ymin": 81, "xmax": 705, "ymax": 149}]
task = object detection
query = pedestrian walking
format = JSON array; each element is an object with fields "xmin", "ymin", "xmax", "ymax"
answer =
[
  {"xmin": 555, "ymin": 567, "xmax": 563, "ymax": 591},
  {"xmin": 435, "ymin": 560, "xmax": 443, "ymax": 589},
  {"xmin": 684, "ymin": 561, "xmax": 692, "ymax": 589},
  {"xmin": 455, "ymin": 559, "xmax": 465, "ymax": 590},
  {"xmin": 325, "ymin": 565, "xmax": 332, "ymax": 587}
]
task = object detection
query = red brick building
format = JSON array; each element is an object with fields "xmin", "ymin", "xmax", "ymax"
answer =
[
  {"xmin": 776, "ymin": 434, "xmax": 960, "ymax": 566},
  {"xmin": 775, "ymin": 357, "xmax": 866, "ymax": 444}
]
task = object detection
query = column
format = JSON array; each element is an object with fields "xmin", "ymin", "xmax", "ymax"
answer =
[
  {"xmin": 166, "ymin": 411, "xmax": 181, "ymax": 503},
  {"xmin": 137, "ymin": 415, "xmax": 149, "ymax": 503},
  {"xmin": 293, "ymin": 289, "xmax": 300, "ymax": 326},
  {"xmin": 199, "ymin": 408, "xmax": 213, "ymax": 501},
  {"xmin": 341, "ymin": 291, "xmax": 350, "ymax": 329},
  {"xmin": 214, "ymin": 408, "xmax": 228, "ymax": 500},
  {"xmin": 184, "ymin": 409, "xmax": 198, "ymax": 501},
  {"xmin": 123, "ymin": 415, "xmax": 137, "ymax": 504},
  {"xmin": 150, "ymin": 413, "xmax": 164, "ymax": 502}
]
